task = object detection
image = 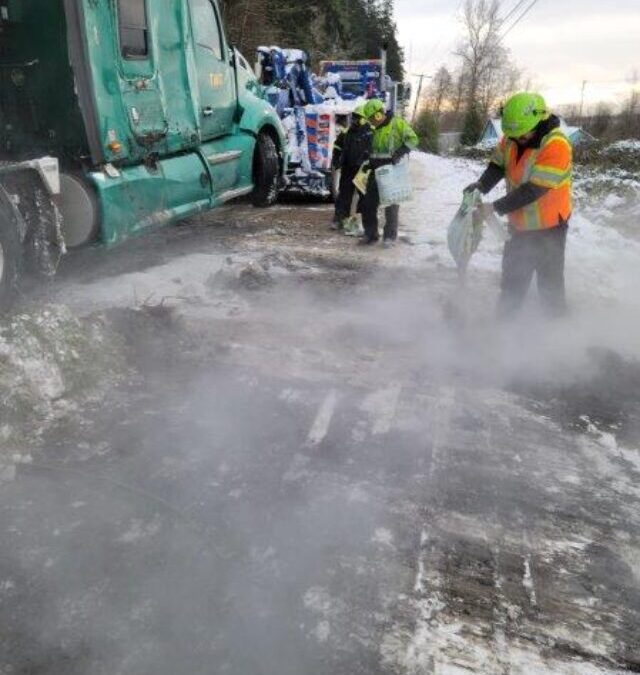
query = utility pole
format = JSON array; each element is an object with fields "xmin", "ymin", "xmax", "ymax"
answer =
[
  {"xmin": 411, "ymin": 73, "xmax": 431, "ymax": 123},
  {"xmin": 579, "ymin": 80, "xmax": 587, "ymax": 120}
]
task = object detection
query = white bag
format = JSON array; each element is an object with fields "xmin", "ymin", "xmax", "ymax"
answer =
[
  {"xmin": 447, "ymin": 190, "xmax": 483, "ymax": 273},
  {"xmin": 375, "ymin": 159, "xmax": 413, "ymax": 207}
]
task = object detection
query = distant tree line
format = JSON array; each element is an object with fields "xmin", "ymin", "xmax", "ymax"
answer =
[
  {"xmin": 219, "ymin": 0, "xmax": 405, "ymax": 82},
  {"xmin": 414, "ymin": 0, "xmax": 640, "ymax": 153},
  {"xmin": 561, "ymin": 84, "xmax": 640, "ymax": 142},
  {"xmin": 415, "ymin": 0, "xmax": 524, "ymax": 151}
]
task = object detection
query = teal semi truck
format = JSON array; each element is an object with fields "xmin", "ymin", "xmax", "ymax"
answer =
[{"xmin": 0, "ymin": 0, "xmax": 287, "ymax": 308}]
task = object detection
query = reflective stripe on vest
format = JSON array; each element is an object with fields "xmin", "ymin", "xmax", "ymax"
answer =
[
  {"xmin": 371, "ymin": 117, "xmax": 418, "ymax": 159},
  {"xmin": 503, "ymin": 129, "xmax": 572, "ymax": 231}
]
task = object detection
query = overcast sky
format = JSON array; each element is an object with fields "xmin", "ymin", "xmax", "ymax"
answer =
[{"xmin": 395, "ymin": 0, "xmax": 640, "ymax": 108}]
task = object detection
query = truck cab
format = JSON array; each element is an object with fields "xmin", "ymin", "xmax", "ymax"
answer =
[{"xmin": 0, "ymin": 0, "xmax": 286, "ymax": 307}]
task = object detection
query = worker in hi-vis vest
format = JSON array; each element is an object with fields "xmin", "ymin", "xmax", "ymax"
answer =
[
  {"xmin": 359, "ymin": 98, "xmax": 418, "ymax": 246},
  {"xmin": 466, "ymin": 92, "xmax": 573, "ymax": 317}
]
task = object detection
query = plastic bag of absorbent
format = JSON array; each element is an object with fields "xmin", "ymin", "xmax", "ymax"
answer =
[
  {"xmin": 353, "ymin": 164, "xmax": 372, "ymax": 195},
  {"xmin": 375, "ymin": 159, "xmax": 413, "ymax": 207},
  {"xmin": 447, "ymin": 189, "xmax": 484, "ymax": 274}
]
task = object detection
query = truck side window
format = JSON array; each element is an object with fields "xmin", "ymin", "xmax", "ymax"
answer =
[
  {"xmin": 190, "ymin": 0, "xmax": 223, "ymax": 61},
  {"xmin": 118, "ymin": 0, "xmax": 149, "ymax": 59}
]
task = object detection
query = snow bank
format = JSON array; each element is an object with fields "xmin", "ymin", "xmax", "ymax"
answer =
[
  {"xmin": 412, "ymin": 152, "xmax": 640, "ymax": 299},
  {"xmin": 58, "ymin": 253, "xmax": 233, "ymax": 313},
  {"xmin": 406, "ymin": 152, "xmax": 640, "ymax": 365},
  {"xmin": 604, "ymin": 139, "xmax": 640, "ymax": 154},
  {"xmin": 0, "ymin": 306, "xmax": 124, "ymax": 459},
  {"xmin": 405, "ymin": 152, "xmax": 504, "ymax": 272}
]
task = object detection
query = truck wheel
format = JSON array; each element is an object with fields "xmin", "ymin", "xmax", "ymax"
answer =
[
  {"xmin": 59, "ymin": 172, "xmax": 99, "ymax": 248},
  {"xmin": 0, "ymin": 214, "xmax": 21, "ymax": 311},
  {"xmin": 251, "ymin": 133, "xmax": 279, "ymax": 207}
]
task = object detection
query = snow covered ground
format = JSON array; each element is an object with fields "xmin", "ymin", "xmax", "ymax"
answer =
[
  {"xmin": 408, "ymin": 153, "xmax": 640, "ymax": 354},
  {"xmin": 411, "ymin": 152, "xmax": 640, "ymax": 297},
  {"xmin": 0, "ymin": 152, "xmax": 639, "ymax": 674}
]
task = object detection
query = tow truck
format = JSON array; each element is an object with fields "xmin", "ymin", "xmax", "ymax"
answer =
[{"xmin": 255, "ymin": 46, "xmax": 410, "ymax": 199}]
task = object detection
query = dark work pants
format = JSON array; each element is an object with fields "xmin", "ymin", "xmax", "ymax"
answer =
[
  {"xmin": 360, "ymin": 176, "xmax": 400, "ymax": 241},
  {"xmin": 499, "ymin": 223, "xmax": 568, "ymax": 317},
  {"xmin": 334, "ymin": 165, "xmax": 359, "ymax": 222}
]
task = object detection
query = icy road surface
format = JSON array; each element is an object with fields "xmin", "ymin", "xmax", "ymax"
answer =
[{"xmin": 0, "ymin": 154, "xmax": 639, "ymax": 674}]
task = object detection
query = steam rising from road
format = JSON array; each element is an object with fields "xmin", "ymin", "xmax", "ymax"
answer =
[{"xmin": 1, "ymin": 154, "xmax": 639, "ymax": 672}]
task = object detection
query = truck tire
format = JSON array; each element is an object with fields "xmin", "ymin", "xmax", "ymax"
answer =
[
  {"xmin": 251, "ymin": 133, "xmax": 279, "ymax": 207},
  {"xmin": 0, "ymin": 212, "xmax": 21, "ymax": 312}
]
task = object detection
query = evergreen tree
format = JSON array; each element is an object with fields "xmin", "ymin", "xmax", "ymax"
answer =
[
  {"xmin": 414, "ymin": 109, "xmax": 440, "ymax": 154},
  {"xmin": 220, "ymin": 0, "xmax": 404, "ymax": 80},
  {"xmin": 461, "ymin": 104, "xmax": 483, "ymax": 146}
]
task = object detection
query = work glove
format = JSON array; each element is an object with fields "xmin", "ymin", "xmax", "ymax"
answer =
[
  {"xmin": 391, "ymin": 147, "xmax": 410, "ymax": 165},
  {"xmin": 463, "ymin": 181, "xmax": 482, "ymax": 195},
  {"xmin": 476, "ymin": 202, "xmax": 495, "ymax": 221}
]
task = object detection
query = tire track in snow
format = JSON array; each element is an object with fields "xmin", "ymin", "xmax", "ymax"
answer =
[
  {"xmin": 382, "ymin": 386, "xmax": 457, "ymax": 673},
  {"xmin": 306, "ymin": 389, "xmax": 339, "ymax": 447},
  {"xmin": 427, "ymin": 386, "xmax": 457, "ymax": 481},
  {"xmin": 360, "ymin": 382, "xmax": 403, "ymax": 436}
]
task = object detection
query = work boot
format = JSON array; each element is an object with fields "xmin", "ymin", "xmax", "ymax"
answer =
[{"xmin": 358, "ymin": 236, "xmax": 379, "ymax": 246}]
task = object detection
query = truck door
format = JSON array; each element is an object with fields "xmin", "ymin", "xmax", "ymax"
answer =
[
  {"xmin": 114, "ymin": 0, "xmax": 168, "ymax": 152},
  {"xmin": 188, "ymin": 0, "xmax": 235, "ymax": 140},
  {"xmin": 65, "ymin": 0, "xmax": 202, "ymax": 164}
]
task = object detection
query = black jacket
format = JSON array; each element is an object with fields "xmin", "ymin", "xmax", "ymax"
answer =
[
  {"xmin": 332, "ymin": 128, "xmax": 347, "ymax": 169},
  {"xmin": 340, "ymin": 121, "xmax": 373, "ymax": 170},
  {"xmin": 478, "ymin": 115, "xmax": 563, "ymax": 217}
]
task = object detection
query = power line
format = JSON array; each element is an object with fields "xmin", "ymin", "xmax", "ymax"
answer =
[
  {"xmin": 409, "ymin": 0, "xmax": 543, "ymax": 114},
  {"xmin": 413, "ymin": 0, "xmax": 465, "ymax": 73},
  {"xmin": 500, "ymin": 0, "xmax": 541, "ymax": 40},
  {"xmin": 500, "ymin": 0, "xmax": 529, "ymax": 25},
  {"xmin": 406, "ymin": 0, "xmax": 464, "ymax": 116},
  {"xmin": 411, "ymin": 73, "xmax": 433, "ymax": 122}
]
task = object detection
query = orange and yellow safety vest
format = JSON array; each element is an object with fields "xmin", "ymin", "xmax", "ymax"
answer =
[{"xmin": 492, "ymin": 129, "xmax": 572, "ymax": 231}]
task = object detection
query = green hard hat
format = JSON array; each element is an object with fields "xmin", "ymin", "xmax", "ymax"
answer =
[
  {"xmin": 353, "ymin": 105, "xmax": 367, "ymax": 118},
  {"xmin": 501, "ymin": 92, "xmax": 549, "ymax": 138},
  {"xmin": 363, "ymin": 98, "xmax": 385, "ymax": 119}
]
